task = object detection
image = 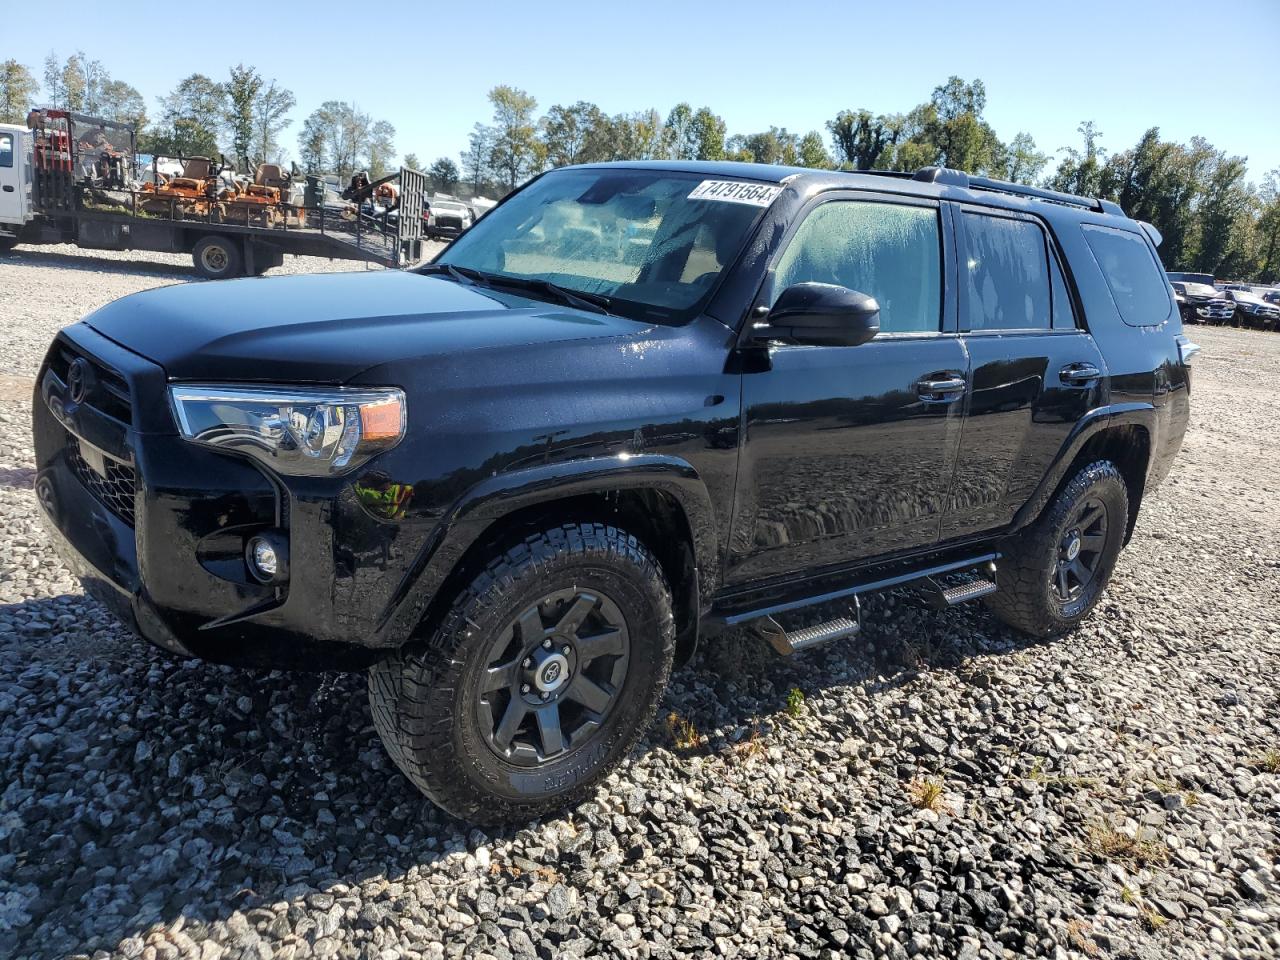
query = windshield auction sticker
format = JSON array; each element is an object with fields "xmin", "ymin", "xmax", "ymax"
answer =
[{"xmin": 687, "ymin": 180, "xmax": 783, "ymax": 207}]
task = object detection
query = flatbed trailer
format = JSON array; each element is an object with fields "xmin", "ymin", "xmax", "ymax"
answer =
[{"xmin": 0, "ymin": 110, "xmax": 427, "ymax": 278}]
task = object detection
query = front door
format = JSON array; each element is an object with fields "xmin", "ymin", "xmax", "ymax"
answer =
[
  {"xmin": 941, "ymin": 205, "xmax": 1106, "ymax": 540},
  {"xmin": 726, "ymin": 195, "xmax": 967, "ymax": 587},
  {"xmin": 0, "ymin": 129, "xmax": 25, "ymax": 229}
]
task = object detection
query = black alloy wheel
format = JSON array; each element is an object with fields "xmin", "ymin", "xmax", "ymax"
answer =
[{"xmin": 477, "ymin": 587, "xmax": 630, "ymax": 766}]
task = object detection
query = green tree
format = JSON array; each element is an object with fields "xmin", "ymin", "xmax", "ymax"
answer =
[
  {"xmin": 1254, "ymin": 170, "xmax": 1280, "ymax": 282},
  {"xmin": 797, "ymin": 130, "xmax": 831, "ymax": 169},
  {"xmin": 461, "ymin": 122, "xmax": 495, "ymax": 193},
  {"xmin": 403, "ymin": 153, "xmax": 421, "ymax": 171},
  {"xmin": 542, "ymin": 101, "xmax": 608, "ymax": 167},
  {"xmin": 827, "ymin": 109, "xmax": 901, "ymax": 170},
  {"xmin": 691, "ymin": 107, "xmax": 726, "ymax": 161},
  {"xmin": 297, "ymin": 101, "xmax": 393, "ymax": 179},
  {"xmin": 487, "ymin": 85, "xmax": 542, "ymax": 190},
  {"xmin": 729, "ymin": 127, "xmax": 801, "ymax": 165},
  {"xmin": 1048, "ymin": 121, "xmax": 1106, "ymax": 197},
  {"xmin": 367, "ymin": 119, "xmax": 396, "ymax": 178},
  {"xmin": 146, "ymin": 74, "xmax": 225, "ymax": 157},
  {"xmin": 1194, "ymin": 154, "xmax": 1251, "ymax": 276},
  {"xmin": 0, "ymin": 60, "xmax": 38, "ymax": 123},
  {"xmin": 1000, "ymin": 132, "xmax": 1049, "ymax": 185},
  {"xmin": 224, "ymin": 64, "xmax": 263, "ymax": 172},
  {"xmin": 429, "ymin": 157, "xmax": 460, "ymax": 192},
  {"xmin": 252, "ymin": 79, "xmax": 295, "ymax": 167}
]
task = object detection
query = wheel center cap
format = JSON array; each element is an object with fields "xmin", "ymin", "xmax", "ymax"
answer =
[
  {"xmin": 1065, "ymin": 535, "xmax": 1081, "ymax": 562},
  {"xmin": 533, "ymin": 652, "xmax": 570, "ymax": 694}
]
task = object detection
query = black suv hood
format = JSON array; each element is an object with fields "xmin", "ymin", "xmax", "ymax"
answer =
[{"xmin": 83, "ymin": 271, "xmax": 654, "ymax": 382}]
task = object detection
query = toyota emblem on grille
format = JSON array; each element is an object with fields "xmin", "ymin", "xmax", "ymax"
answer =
[{"xmin": 67, "ymin": 358, "xmax": 93, "ymax": 404}]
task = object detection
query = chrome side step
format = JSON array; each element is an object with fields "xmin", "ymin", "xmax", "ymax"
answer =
[{"xmin": 756, "ymin": 598, "xmax": 861, "ymax": 656}]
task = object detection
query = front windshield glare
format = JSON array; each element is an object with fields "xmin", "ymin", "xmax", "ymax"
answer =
[{"xmin": 436, "ymin": 169, "xmax": 773, "ymax": 320}]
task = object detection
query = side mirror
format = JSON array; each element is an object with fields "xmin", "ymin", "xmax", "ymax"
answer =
[{"xmin": 756, "ymin": 282, "xmax": 881, "ymax": 347}]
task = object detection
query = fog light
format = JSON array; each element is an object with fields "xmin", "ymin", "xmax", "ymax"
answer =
[{"xmin": 245, "ymin": 531, "xmax": 289, "ymax": 584}]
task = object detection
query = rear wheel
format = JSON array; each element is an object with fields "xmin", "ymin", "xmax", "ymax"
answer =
[
  {"xmin": 192, "ymin": 235, "xmax": 243, "ymax": 279},
  {"xmin": 369, "ymin": 522, "xmax": 675, "ymax": 823},
  {"xmin": 985, "ymin": 460, "xmax": 1129, "ymax": 637},
  {"xmin": 0, "ymin": 236, "xmax": 17, "ymax": 252}
]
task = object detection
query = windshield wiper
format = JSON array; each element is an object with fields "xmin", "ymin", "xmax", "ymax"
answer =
[
  {"xmin": 419, "ymin": 264, "xmax": 615, "ymax": 316},
  {"xmin": 481, "ymin": 274, "xmax": 615, "ymax": 316},
  {"xmin": 418, "ymin": 262, "xmax": 490, "ymax": 286}
]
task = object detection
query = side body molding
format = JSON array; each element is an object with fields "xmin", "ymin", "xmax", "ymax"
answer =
[{"xmin": 371, "ymin": 453, "xmax": 720, "ymax": 646}]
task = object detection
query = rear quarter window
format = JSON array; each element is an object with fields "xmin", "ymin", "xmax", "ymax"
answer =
[{"xmin": 1080, "ymin": 224, "xmax": 1172, "ymax": 326}]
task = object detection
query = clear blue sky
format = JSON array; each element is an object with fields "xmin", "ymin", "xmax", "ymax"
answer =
[{"xmin": 9, "ymin": 0, "xmax": 1280, "ymax": 180}]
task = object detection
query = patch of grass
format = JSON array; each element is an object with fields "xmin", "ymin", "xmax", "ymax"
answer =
[
  {"xmin": 1024, "ymin": 756, "xmax": 1100, "ymax": 790},
  {"xmin": 1121, "ymin": 885, "xmax": 1140, "ymax": 905},
  {"xmin": 1256, "ymin": 749, "xmax": 1280, "ymax": 774},
  {"xmin": 732, "ymin": 727, "xmax": 767, "ymax": 765},
  {"xmin": 1141, "ymin": 907, "xmax": 1168, "ymax": 932},
  {"xmin": 906, "ymin": 777, "xmax": 950, "ymax": 813},
  {"xmin": 784, "ymin": 686, "xmax": 806, "ymax": 719},
  {"xmin": 1066, "ymin": 919, "xmax": 1100, "ymax": 957},
  {"xmin": 1087, "ymin": 819, "xmax": 1169, "ymax": 868},
  {"xmin": 664, "ymin": 711, "xmax": 704, "ymax": 752}
]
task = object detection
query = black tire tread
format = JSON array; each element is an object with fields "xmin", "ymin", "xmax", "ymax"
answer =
[
  {"xmin": 368, "ymin": 522, "xmax": 674, "ymax": 823},
  {"xmin": 985, "ymin": 460, "xmax": 1129, "ymax": 637}
]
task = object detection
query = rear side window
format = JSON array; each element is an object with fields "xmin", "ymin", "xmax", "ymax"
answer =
[
  {"xmin": 0, "ymin": 134, "xmax": 12, "ymax": 168},
  {"xmin": 1081, "ymin": 224, "xmax": 1172, "ymax": 326},
  {"xmin": 772, "ymin": 200, "xmax": 941, "ymax": 333},
  {"xmin": 962, "ymin": 213, "xmax": 1050, "ymax": 331}
]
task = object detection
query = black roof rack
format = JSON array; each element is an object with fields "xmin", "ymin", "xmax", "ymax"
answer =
[{"xmin": 907, "ymin": 165, "xmax": 1123, "ymax": 215}]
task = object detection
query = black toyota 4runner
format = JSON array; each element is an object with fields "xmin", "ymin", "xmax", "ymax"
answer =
[{"xmin": 33, "ymin": 161, "xmax": 1195, "ymax": 822}]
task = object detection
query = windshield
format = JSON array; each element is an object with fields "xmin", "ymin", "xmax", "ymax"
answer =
[{"xmin": 433, "ymin": 168, "xmax": 775, "ymax": 322}]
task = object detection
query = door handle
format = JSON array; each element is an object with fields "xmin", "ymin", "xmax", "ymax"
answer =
[
  {"xmin": 917, "ymin": 375, "xmax": 966, "ymax": 401},
  {"xmin": 1060, "ymin": 362, "xmax": 1101, "ymax": 384},
  {"xmin": 1, "ymin": 186, "xmax": 13, "ymax": 192}
]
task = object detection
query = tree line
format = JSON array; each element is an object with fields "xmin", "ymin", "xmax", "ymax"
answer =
[{"xmin": 1, "ymin": 56, "xmax": 1276, "ymax": 281}]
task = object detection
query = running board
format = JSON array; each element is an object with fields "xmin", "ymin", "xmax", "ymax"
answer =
[
  {"xmin": 922, "ymin": 562, "xmax": 999, "ymax": 609},
  {"xmin": 755, "ymin": 598, "xmax": 861, "ymax": 656}
]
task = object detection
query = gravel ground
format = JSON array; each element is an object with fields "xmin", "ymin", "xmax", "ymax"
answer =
[{"xmin": 1, "ymin": 245, "xmax": 1277, "ymax": 960}]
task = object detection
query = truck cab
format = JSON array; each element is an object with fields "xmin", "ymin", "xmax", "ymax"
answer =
[{"xmin": 0, "ymin": 123, "xmax": 33, "ymax": 246}]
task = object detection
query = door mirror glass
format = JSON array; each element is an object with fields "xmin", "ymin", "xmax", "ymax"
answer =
[{"xmin": 759, "ymin": 282, "xmax": 880, "ymax": 347}]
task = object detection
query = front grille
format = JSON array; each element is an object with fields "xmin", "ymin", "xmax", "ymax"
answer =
[
  {"xmin": 68, "ymin": 436, "xmax": 137, "ymax": 525},
  {"xmin": 47, "ymin": 341, "xmax": 133, "ymax": 424}
]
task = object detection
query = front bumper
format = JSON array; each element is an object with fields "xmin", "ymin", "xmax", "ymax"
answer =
[{"xmin": 32, "ymin": 324, "xmax": 434, "ymax": 670}]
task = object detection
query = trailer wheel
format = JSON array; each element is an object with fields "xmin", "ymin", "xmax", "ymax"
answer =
[{"xmin": 193, "ymin": 235, "xmax": 243, "ymax": 280}]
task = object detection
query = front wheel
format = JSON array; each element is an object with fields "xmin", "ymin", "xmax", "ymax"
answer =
[
  {"xmin": 369, "ymin": 523, "xmax": 675, "ymax": 823},
  {"xmin": 985, "ymin": 460, "xmax": 1129, "ymax": 637}
]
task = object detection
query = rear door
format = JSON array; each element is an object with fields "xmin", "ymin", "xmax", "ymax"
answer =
[
  {"xmin": 941, "ymin": 206, "xmax": 1106, "ymax": 541},
  {"xmin": 725, "ymin": 193, "xmax": 968, "ymax": 586}
]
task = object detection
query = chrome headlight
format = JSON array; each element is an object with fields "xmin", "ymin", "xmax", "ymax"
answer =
[{"xmin": 169, "ymin": 385, "xmax": 405, "ymax": 477}]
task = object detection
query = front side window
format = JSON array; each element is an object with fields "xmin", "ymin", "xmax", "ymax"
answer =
[
  {"xmin": 1081, "ymin": 224, "xmax": 1172, "ymax": 326},
  {"xmin": 437, "ymin": 168, "xmax": 772, "ymax": 322},
  {"xmin": 771, "ymin": 201, "xmax": 941, "ymax": 334},
  {"xmin": 0, "ymin": 134, "xmax": 13, "ymax": 168},
  {"xmin": 962, "ymin": 213, "xmax": 1051, "ymax": 331}
]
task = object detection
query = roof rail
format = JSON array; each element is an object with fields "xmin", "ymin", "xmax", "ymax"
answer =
[{"xmin": 906, "ymin": 165, "xmax": 1122, "ymax": 215}]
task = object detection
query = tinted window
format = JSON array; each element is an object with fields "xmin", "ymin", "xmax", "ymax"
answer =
[
  {"xmin": 962, "ymin": 213, "xmax": 1050, "ymax": 331},
  {"xmin": 1081, "ymin": 224, "xmax": 1172, "ymax": 326},
  {"xmin": 0, "ymin": 134, "xmax": 12, "ymax": 168},
  {"xmin": 1049, "ymin": 248, "xmax": 1077, "ymax": 330},
  {"xmin": 772, "ymin": 201, "xmax": 941, "ymax": 333}
]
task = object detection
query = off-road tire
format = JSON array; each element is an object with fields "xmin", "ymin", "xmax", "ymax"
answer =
[
  {"xmin": 192, "ymin": 235, "xmax": 243, "ymax": 280},
  {"xmin": 985, "ymin": 460, "xmax": 1129, "ymax": 637},
  {"xmin": 368, "ymin": 522, "xmax": 675, "ymax": 823}
]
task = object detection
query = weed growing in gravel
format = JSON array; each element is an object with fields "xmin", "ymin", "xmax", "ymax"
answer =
[
  {"xmin": 732, "ymin": 728, "xmax": 767, "ymax": 765},
  {"xmin": 1066, "ymin": 919, "xmax": 1100, "ymax": 956},
  {"xmin": 1121, "ymin": 885, "xmax": 1140, "ymax": 905},
  {"xmin": 1141, "ymin": 907, "xmax": 1168, "ymax": 932},
  {"xmin": 785, "ymin": 686, "xmax": 806, "ymax": 718},
  {"xmin": 1026, "ymin": 757, "xmax": 1100, "ymax": 791},
  {"xmin": 665, "ymin": 711, "xmax": 704, "ymax": 751},
  {"xmin": 1087, "ymin": 819, "xmax": 1169, "ymax": 868},
  {"xmin": 907, "ymin": 777, "xmax": 951, "ymax": 813},
  {"xmin": 1255, "ymin": 748, "xmax": 1280, "ymax": 773}
]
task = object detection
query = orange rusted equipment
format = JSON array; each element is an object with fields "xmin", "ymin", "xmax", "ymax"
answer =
[{"xmin": 140, "ymin": 156, "xmax": 221, "ymax": 217}]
